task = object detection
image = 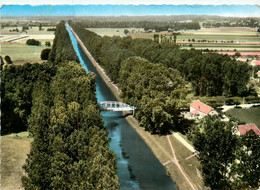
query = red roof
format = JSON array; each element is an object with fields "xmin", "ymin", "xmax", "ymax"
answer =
[
  {"xmin": 190, "ymin": 100, "xmax": 214, "ymax": 115},
  {"xmin": 238, "ymin": 124, "xmax": 260, "ymax": 136},
  {"xmin": 253, "ymin": 60, "xmax": 260, "ymax": 66}
]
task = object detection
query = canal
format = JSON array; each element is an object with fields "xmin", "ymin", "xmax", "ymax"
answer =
[{"xmin": 66, "ymin": 24, "xmax": 177, "ymax": 190}]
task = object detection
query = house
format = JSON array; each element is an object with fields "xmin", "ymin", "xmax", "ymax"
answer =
[
  {"xmin": 190, "ymin": 100, "xmax": 218, "ymax": 119},
  {"xmin": 251, "ymin": 60, "xmax": 260, "ymax": 66},
  {"xmin": 237, "ymin": 124, "xmax": 260, "ymax": 136}
]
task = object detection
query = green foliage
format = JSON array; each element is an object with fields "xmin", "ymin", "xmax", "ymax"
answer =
[
  {"xmin": 119, "ymin": 56, "xmax": 187, "ymax": 133},
  {"xmin": 48, "ymin": 21, "xmax": 79, "ymax": 63},
  {"xmin": 22, "ymin": 62, "xmax": 119, "ymax": 189},
  {"xmin": 4, "ymin": 55, "xmax": 12, "ymax": 64},
  {"xmin": 233, "ymin": 131, "xmax": 260, "ymax": 189},
  {"xmin": 39, "ymin": 23, "xmax": 42, "ymax": 31},
  {"xmin": 40, "ymin": 48, "xmax": 51, "ymax": 60},
  {"xmin": 72, "ymin": 22, "xmax": 251, "ymax": 97},
  {"xmin": 191, "ymin": 116, "xmax": 260, "ymax": 189},
  {"xmin": 45, "ymin": 41, "xmax": 51, "ymax": 47},
  {"xmin": 1, "ymin": 63, "xmax": 57, "ymax": 135},
  {"xmin": 26, "ymin": 39, "xmax": 41, "ymax": 46},
  {"xmin": 81, "ymin": 20, "xmax": 200, "ymax": 31},
  {"xmin": 191, "ymin": 116, "xmax": 239, "ymax": 189}
]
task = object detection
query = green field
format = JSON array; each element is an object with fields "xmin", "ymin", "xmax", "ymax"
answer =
[
  {"xmin": 128, "ymin": 27, "xmax": 260, "ymax": 53},
  {"xmin": 1, "ymin": 44, "xmax": 46, "ymax": 64},
  {"xmin": 1, "ymin": 26, "xmax": 55, "ymax": 35},
  {"xmin": 226, "ymin": 106, "xmax": 260, "ymax": 128}
]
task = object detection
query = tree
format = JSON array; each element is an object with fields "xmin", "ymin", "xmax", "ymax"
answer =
[
  {"xmin": 1, "ymin": 56, "xmax": 4, "ymax": 67},
  {"xmin": 45, "ymin": 41, "xmax": 51, "ymax": 47},
  {"xmin": 191, "ymin": 116, "xmax": 238, "ymax": 189},
  {"xmin": 233, "ymin": 130, "xmax": 260, "ymax": 189},
  {"xmin": 41, "ymin": 48, "xmax": 51, "ymax": 60},
  {"xmin": 39, "ymin": 23, "xmax": 42, "ymax": 31},
  {"xmin": 119, "ymin": 56, "xmax": 187, "ymax": 134},
  {"xmin": 4, "ymin": 55, "xmax": 12, "ymax": 64},
  {"xmin": 22, "ymin": 62, "xmax": 119, "ymax": 189},
  {"xmin": 124, "ymin": 29, "xmax": 130, "ymax": 35},
  {"xmin": 26, "ymin": 39, "xmax": 41, "ymax": 46}
]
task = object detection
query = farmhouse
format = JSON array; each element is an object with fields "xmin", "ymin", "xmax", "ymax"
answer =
[
  {"xmin": 236, "ymin": 124, "xmax": 260, "ymax": 136},
  {"xmin": 190, "ymin": 100, "xmax": 218, "ymax": 119}
]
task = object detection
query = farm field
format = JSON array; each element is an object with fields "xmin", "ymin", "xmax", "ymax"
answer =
[
  {"xmin": 1, "ymin": 26, "xmax": 56, "ymax": 35},
  {"xmin": 226, "ymin": 106, "xmax": 260, "ymax": 128},
  {"xmin": 129, "ymin": 27, "xmax": 260, "ymax": 53},
  {"xmin": 1, "ymin": 27, "xmax": 55, "ymax": 64},
  {"xmin": 87, "ymin": 27, "xmax": 144, "ymax": 37},
  {"xmin": 1, "ymin": 43, "xmax": 47, "ymax": 64}
]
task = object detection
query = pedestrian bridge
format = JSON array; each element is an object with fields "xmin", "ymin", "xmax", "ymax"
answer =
[{"xmin": 98, "ymin": 101, "xmax": 136, "ymax": 114}]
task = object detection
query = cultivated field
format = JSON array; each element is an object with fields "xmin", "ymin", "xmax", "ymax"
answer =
[
  {"xmin": 1, "ymin": 26, "xmax": 55, "ymax": 64},
  {"xmin": 87, "ymin": 27, "xmax": 145, "ymax": 37},
  {"xmin": 1, "ymin": 132, "xmax": 32, "ymax": 190},
  {"xmin": 129, "ymin": 27, "xmax": 260, "ymax": 53},
  {"xmin": 226, "ymin": 106, "xmax": 260, "ymax": 128}
]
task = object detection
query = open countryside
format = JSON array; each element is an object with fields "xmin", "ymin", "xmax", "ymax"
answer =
[{"xmin": 1, "ymin": 4, "xmax": 260, "ymax": 190}]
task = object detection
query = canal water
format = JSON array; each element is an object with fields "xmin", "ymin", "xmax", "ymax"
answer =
[{"xmin": 66, "ymin": 25, "xmax": 177, "ymax": 190}]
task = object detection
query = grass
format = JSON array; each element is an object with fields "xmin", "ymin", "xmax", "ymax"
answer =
[
  {"xmin": 1, "ymin": 44, "xmax": 47, "ymax": 64},
  {"xmin": 1, "ymin": 132, "xmax": 31, "ymax": 190},
  {"xmin": 226, "ymin": 106, "xmax": 260, "ymax": 127},
  {"xmin": 1, "ymin": 26, "xmax": 55, "ymax": 35},
  {"xmin": 2, "ymin": 131, "xmax": 33, "ymax": 141}
]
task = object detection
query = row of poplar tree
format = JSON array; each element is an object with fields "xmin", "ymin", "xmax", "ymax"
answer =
[{"xmin": 1, "ymin": 21, "xmax": 119, "ymax": 189}]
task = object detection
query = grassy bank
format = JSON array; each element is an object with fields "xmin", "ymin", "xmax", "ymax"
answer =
[{"xmin": 1, "ymin": 133, "xmax": 31, "ymax": 190}]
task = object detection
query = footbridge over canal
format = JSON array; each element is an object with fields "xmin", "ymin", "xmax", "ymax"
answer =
[{"xmin": 99, "ymin": 101, "xmax": 136, "ymax": 115}]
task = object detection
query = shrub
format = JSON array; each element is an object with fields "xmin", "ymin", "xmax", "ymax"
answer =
[
  {"xmin": 225, "ymin": 99, "xmax": 234, "ymax": 105},
  {"xmin": 41, "ymin": 48, "xmax": 51, "ymax": 60},
  {"xmin": 45, "ymin": 41, "xmax": 51, "ymax": 47},
  {"xmin": 26, "ymin": 39, "xmax": 41, "ymax": 46},
  {"xmin": 4, "ymin": 55, "xmax": 12, "ymax": 64}
]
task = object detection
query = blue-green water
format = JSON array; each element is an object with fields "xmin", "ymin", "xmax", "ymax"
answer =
[{"xmin": 66, "ymin": 24, "xmax": 177, "ymax": 190}]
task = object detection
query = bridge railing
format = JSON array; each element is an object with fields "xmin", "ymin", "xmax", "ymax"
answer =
[{"xmin": 98, "ymin": 101, "xmax": 136, "ymax": 115}]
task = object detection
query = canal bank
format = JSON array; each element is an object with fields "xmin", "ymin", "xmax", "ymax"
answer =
[{"xmin": 66, "ymin": 24, "xmax": 178, "ymax": 190}]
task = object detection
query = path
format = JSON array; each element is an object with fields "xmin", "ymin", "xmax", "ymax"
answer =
[
  {"xmin": 167, "ymin": 136, "xmax": 197, "ymax": 190},
  {"xmin": 172, "ymin": 132, "xmax": 195, "ymax": 153},
  {"xmin": 220, "ymin": 103, "xmax": 260, "ymax": 112}
]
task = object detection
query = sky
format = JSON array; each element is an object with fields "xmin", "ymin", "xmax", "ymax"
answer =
[
  {"xmin": 1, "ymin": 1, "xmax": 260, "ymax": 17},
  {"xmin": 1, "ymin": 0, "xmax": 260, "ymax": 5}
]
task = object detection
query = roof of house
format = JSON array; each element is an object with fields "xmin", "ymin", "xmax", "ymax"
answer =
[
  {"xmin": 237, "ymin": 124, "xmax": 260, "ymax": 136},
  {"xmin": 190, "ymin": 100, "xmax": 214, "ymax": 115},
  {"xmin": 252, "ymin": 60, "xmax": 260, "ymax": 66}
]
